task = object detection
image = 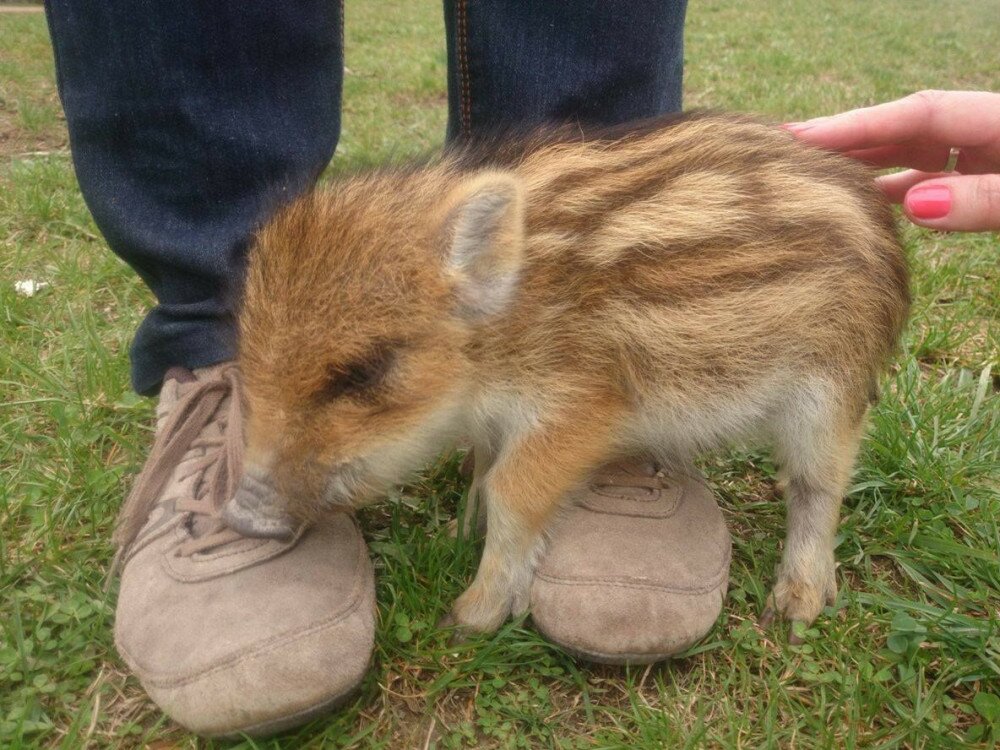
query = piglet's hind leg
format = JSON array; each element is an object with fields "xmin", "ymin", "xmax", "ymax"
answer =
[{"xmin": 763, "ymin": 395, "xmax": 866, "ymax": 640}]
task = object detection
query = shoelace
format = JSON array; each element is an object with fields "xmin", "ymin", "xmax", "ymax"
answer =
[
  {"xmin": 112, "ymin": 366, "xmax": 246, "ymax": 572},
  {"xmin": 590, "ymin": 461, "xmax": 667, "ymax": 493}
]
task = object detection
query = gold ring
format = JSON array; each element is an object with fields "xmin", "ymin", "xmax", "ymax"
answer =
[{"xmin": 943, "ymin": 146, "xmax": 961, "ymax": 173}]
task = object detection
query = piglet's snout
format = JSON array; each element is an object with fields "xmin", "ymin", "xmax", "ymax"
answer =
[{"xmin": 222, "ymin": 471, "xmax": 297, "ymax": 540}]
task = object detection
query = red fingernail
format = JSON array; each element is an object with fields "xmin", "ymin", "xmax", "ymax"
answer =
[
  {"xmin": 783, "ymin": 117, "xmax": 829, "ymax": 134},
  {"xmin": 905, "ymin": 185, "xmax": 951, "ymax": 219},
  {"xmin": 781, "ymin": 122, "xmax": 811, "ymax": 133}
]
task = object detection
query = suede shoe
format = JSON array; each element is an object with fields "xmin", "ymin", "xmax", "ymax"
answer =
[
  {"xmin": 112, "ymin": 364, "xmax": 375, "ymax": 738},
  {"xmin": 530, "ymin": 460, "xmax": 730, "ymax": 665}
]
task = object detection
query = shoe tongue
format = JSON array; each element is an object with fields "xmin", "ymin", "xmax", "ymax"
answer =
[
  {"xmin": 165, "ymin": 366, "xmax": 198, "ymax": 385},
  {"xmin": 156, "ymin": 367, "xmax": 198, "ymax": 429},
  {"xmin": 188, "ymin": 418, "xmax": 229, "ymax": 537},
  {"xmin": 154, "ymin": 368, "xmax": 232, "ymax": 537}
]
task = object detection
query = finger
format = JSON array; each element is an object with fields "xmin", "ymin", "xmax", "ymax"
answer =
[
  {"xmin": 845, "ymin": 145, "xmax": 990, "ymax": 174},
  {"xmin": 876, "ymin": 170, "xmax": 950, "ymax": 203},
  {"xmin": 843, "ymin": 145, "xmax": 953, "ymax": 173},
  {"xmin": 902, "ymin": 173, "xmax": 1000, "ymax": 231},
  {"xmin": 785, "ymin": 90, "xmax": 1000, "ymax": 151}
]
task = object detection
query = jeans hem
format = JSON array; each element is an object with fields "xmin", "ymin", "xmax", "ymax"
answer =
[{"xmin": 131, "ymin": 320, "xmax": 237, "ymax": 396}]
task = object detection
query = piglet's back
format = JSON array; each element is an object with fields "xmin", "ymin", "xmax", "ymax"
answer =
[{"xmin": 459, "ymin": 113, "xmax": 910, "ymax": 403}]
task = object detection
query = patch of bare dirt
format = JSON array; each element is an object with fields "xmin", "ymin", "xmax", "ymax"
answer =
[{"xmin": 0, "ymin": 99, "xmax": 67, "ymax": 161}]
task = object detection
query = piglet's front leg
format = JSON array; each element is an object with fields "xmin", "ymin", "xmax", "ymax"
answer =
[{"xmin": 444, "ymin": 408, "xmax": 618, "ymax": 635}]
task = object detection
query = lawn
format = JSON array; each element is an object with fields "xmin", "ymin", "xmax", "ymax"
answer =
[{"xmin": 1, "ymin": 0, "xmax": 999, "ymax": 747}]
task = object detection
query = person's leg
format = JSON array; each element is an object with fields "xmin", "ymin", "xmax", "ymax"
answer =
[
  {"xmin": 443, "ymin": 0, "xmax": 687, "ymax": 139},
  {"xmin": 443, "ymin": 1, "xmax": 733, "ymax": 665},
  {"xmin": 45, "ymin": 0, "xmax": 343, "ymax": 395},
  {"xmin": 46, "ymin": 2, "xmax": 376, "ymax": 737}
]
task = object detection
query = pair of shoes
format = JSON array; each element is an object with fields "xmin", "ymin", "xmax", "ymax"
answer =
[{"xmin": 113, "ymin": 364, "xmax": 730, "ymax": 737}]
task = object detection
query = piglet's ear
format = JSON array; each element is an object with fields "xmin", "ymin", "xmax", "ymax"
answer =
[{"xmin": 441, "ymin": 171, "xmax": 524, "ymax": 321}]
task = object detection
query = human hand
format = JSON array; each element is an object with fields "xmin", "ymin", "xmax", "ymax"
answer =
[{"xmin": 785, "ymin": 90, "xmax": 1000, "ymax": 231}]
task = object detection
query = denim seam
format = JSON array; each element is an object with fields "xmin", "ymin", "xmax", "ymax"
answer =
[
  {"xmin": 339, "ymin": 0, "xmax": 345, "ymax": 71},
  {"xmin": 456, "ymin": 0, "xmax": 471, "ymax": 136}
]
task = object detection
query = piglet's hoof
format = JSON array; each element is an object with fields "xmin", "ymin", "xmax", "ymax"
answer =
[
  {"xmin": 223, "ymin": 473, "xmax": 297, "ymax": 540},
  {"xmin": 436, "ymin": 613, "xmax": 462, "ymax": 645},
  {"xmin": 436, "ymin": 612, "xmax": 480, "ymax": 647}
]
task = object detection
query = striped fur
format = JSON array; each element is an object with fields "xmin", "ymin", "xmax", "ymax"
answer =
[{"xmin": 238, "ymin": 112, "xmax": 910, "ymax": 635}]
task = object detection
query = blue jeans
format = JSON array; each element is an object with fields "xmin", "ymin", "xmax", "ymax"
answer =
[{"xmin": 45, "ymin": 0, "xmax": 688, "ymax": 394}]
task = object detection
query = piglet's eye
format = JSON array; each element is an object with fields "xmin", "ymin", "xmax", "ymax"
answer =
[{"xmin": 319, "ymin": 346, "xmax": 396, "ymax": 401}]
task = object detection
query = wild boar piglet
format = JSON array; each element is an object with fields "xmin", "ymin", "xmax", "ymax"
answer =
[{"xmin": 225, "ymin": 112, "xmax": 910, "ymax": 638}]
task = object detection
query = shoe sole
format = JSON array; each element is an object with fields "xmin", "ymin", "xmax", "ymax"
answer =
[
  {"xmin": 203, "ymin": 679, "xmax": 365, "ymax": 739},
  {"xmin": 532, "ymin": 616, "xmax": 701, "ymax": 666}
]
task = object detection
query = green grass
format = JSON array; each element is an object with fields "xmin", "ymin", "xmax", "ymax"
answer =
[{"xmin": 2, "ymin": 0, "xmax": 999, "ymax": 747}]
